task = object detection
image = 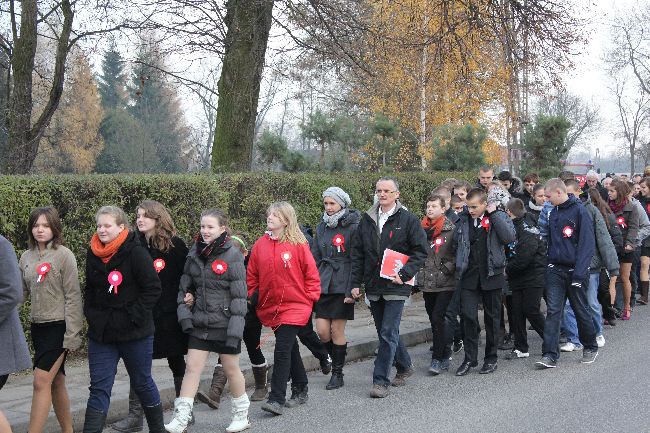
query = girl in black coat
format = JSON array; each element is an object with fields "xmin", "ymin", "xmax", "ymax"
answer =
[
  {"xmin": 112, "ymin": 200, "xmax": 189, "ymax": 432},
  {"xmin": 83, "ymin": 206, "xmax": 164, "ymax": 433},
  {"xmin": 312, "ymin": 187, "xmax": 361, "ymax": 390}
]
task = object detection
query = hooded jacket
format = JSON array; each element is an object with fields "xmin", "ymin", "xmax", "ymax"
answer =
[
  {"xmin": 312, "ymin": 209, "xmax": 361, "ymax": 297},
  {"xmin": 247, "ymin": 233, "xmax": 321, "ymax": 328},
  {"xmin": 177, "ymin": 236, "xmax": 247, "ymax": 347},
  {"xmin": 547, "ymin": 196, "xmax": 595, "ymax": 283},
  {"xmin": 611, "ymin": 200, "xmax": 640, "ymax": 249},
  {"xmin": 84, "ymin": 231, "xmax": 161, "ymax": 343},
  {"xmin": 417, "ymin": 216, "xmax": 456, "ymax": 292},
  {"xmin": 582, "ymin": 203, "xmax": 620, "ymax": 276},
  {"xmin": 453, "ymin": 208, "xmax": 516, "ymax": 281},
  {"xmin": 350, "ymin": 201, "xmax": 428, "ymax": 297}
]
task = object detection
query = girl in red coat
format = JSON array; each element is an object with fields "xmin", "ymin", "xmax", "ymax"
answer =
[{"xmin": 247, "ymin": 201, "xmax": 321, "ymax": 416}]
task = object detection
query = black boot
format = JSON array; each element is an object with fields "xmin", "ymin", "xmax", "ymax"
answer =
[
  {"xmin": 83, "ymin": 407, "xmax": 107, "ymax": 433},
  {"xmin": 111, "ymin": 387, "xmax": 143, "ymax": 432},
  {"xmin": 142, "ymin": 403, "xmax": 165, "ymax": 433},
  {"xmin": 285, "ymin": 383, "xmax": 308, "ymax": 408},
  {"xmin": 326, "ymin": 343, "xmax": 346, "ymax": 390},
  {"xmin": 174, "ymin": 376, "xmax": 194, "ymax": 426}
]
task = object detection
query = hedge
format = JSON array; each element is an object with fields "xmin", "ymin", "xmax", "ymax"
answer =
[{"xmin": 0, "ymin": 171, "xmax": 473, "ymax": 351}]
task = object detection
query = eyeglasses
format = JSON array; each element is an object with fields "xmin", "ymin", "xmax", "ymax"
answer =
[{"xmin": 375, "ymin": 189, "xmax": 396, "ymax": 194}]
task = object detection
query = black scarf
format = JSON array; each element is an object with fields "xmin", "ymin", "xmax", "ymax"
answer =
[{"xmin": 196, "ymin": 231, "xmax": 228, "ymax": 259}]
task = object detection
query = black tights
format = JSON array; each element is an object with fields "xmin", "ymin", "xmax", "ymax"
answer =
[{"xmin": 167, "ymin": 355, "xmax": 186, "ymax": 377}]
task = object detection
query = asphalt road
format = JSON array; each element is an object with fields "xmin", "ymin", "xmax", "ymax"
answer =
[{"xmin": 112, "ymin": 307, "xmax": 650, "ymax": 433}]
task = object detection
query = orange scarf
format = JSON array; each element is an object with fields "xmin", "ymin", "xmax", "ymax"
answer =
[
  {"xmin": 421, "ymin": 215, "xmax": 445, "ymax": 240},
  {"xmin": 90, "ymin": 230, "xmax": 129, "ymax": 264}
]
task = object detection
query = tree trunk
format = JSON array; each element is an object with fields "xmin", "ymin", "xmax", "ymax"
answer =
[
  {"xmin": 211, "ymin": 0, "xmax": 273, "ymax": 173},
  {"xmin": 3, "ymin": 0, "xmax": 73, "ymax": 174}
]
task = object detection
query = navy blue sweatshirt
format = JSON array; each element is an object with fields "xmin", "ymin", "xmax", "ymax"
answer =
[{"xmin": 547, "ymin": 195, "xmax": 595, "ymax": 283}]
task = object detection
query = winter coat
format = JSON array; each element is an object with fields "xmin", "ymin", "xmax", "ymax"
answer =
[
  {"xmin": 632, "ymin": 198, "xmax": 650, "ymax": 247},
  {"xmin": 505, "ymin": 214, "xmax": 546, "ymax": 289},
  {"xmin": 138, "ymin": 233, "xmax": 189, "ymax": 358},
  {"xmin": 177, "ymin": 237, "xmax": 247, "ymax": 347},
  {"xmin": 312, "ymin": 209, "xmax": 361, "ymax": 297},
  {"xmin": 84, "ymin": 231, "xmax": 161, "ymax": 344},
  {"xmin": 605, "ymin": 212, "xmax": 624, "ymax": 255},
  {"xmin": 453, "ymin": 209, "xmax": 516, "ymax": 280},
  {"xmin": 350, "ymin": 201, "xmax": 428, "ymax": 298},
  {"xmin": 508, "ymin": 176, "xmax": 526, "ymax": 201},
  {"xmin": 417, "ymin": 217, "xmax": 456, "ymax": 292},
  {"xmin": 547, "ymin": 196, "xmax": 595, "ymax": 283},
  {"xmin": 20, "ymin": 243, "xmax": 83, "ymax": 350},
  {"xmin": 612, "ymin": 201, "xmax": 640, "ymax": 249},
  {"xmin": 583, "ymin": 203, "xmax": 619, "ymax": 276},
  {"xmin": 247, "ymin": 234, "xmax": 321, "ymax": 328},
  {"xmin": 0, "ymin": 235, "xmax": 31, "ymax": 376}
]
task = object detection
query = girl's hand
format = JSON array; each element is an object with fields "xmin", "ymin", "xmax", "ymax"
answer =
[
  {"xmin": 184, "ymin": 292, "xmax": 195, "ymax": 307},
  {"xmin": 625, "ymin": 244, "xmax": 634, "ymax": 252},
  {"xmin": 343, "ymin": 297, "xmax": 355, "ymax": 304}
]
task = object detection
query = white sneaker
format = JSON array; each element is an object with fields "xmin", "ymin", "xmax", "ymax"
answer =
[
  {"xmin": 596, "ymin": 335, "xmax": 605, "ymax": 348},
  {"xmin": 165, "ymin": 397, "xmax": 193, "ymax": 433},
  {"xmin": 226, "ymin": 394, "xmax": 251, "ymax": 433},
  {"xmin": 559, "ymin": 342, "xmax": 582, "ymax": 352}
]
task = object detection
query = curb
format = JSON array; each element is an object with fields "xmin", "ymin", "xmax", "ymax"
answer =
[{"xmin": 31, "ymin": 326, "xmax": 432, "ymax": 433}]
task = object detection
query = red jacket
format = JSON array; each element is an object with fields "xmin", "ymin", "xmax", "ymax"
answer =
[{"xmin": 247, "ymin": 234, "xmax": 321, "ymax": 328}]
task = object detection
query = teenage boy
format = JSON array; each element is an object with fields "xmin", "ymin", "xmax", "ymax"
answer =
[
  {"xmin": 454, "ymin": 188, "xmax": 516, "ymax": 376},
  {"xmin": 504, "ymin": 198, "xmax": 546, "ymax": 359},
  {"xmin": 536, "ymin": 179, "xmax": 598, "ymax": 369}
]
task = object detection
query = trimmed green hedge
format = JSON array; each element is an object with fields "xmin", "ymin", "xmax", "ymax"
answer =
[{"xmin": 1, "ymin": 171, "xmax": 472, "ymax": 351}]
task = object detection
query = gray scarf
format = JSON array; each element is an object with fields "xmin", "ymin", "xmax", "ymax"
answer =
[{"xmin": 323, "ymin": 209, "xmax": 347, "ymax": 228}]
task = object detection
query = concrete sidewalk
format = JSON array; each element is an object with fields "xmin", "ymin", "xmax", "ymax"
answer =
[{"xmin": 2, "ymin": 295, "xmax": 434, "ymax": 433}]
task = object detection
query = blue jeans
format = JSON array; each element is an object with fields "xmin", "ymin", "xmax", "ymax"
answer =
[
  {"xmin": 562, "ymin": 272, "xmax": 603, "ymax": 343},
  {"xmin": 542, "ymin": 266, "xmax": 597, "ymax": 361},
  {"xmin": 86, "ymin": 336, "xmax": 160, "ymax": 414},
  {"xmin": 370, "ymin": 298, "xmax": 411, "ymax": 386}
]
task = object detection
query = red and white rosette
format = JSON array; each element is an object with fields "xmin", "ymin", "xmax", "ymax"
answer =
[
  {"xmin": 212, "ymin": 260, "xmax": 228, "ymax": 275},
  {"xmin": 281, "ymin": 251, "xmax": 292, "ymax": 268},
  {"xmin": 332, "ymin": 234, "xmax": 346, "ymax": 253},
  {"xmin": 108, "ymin": 271, "xmax": 123, "ymax": 295},
  {"xmin": 617, "ymin": 216, "xmax": 627, "ymax": 228},
  {"xmin": 562, "ymin": 226, "xmax": 574, "ymax": 238},
  {"xmin": 36, "ymin": 262, "xmax": 51, "ymax": 283},
  {"xmin": 480, "ymin": 217, "xmax": 490, "ymax": 231},
  {"xmin": 433, "ymin": 237, "xmax": 445, "ymax": 253},
  {"xmin": 153, "ymin": 258, "xmax": 166, "ymax": 273}
]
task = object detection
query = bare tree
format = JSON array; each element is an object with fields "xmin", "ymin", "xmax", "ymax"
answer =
[{"xmin": 612, "ymin": 78, "xmax": 650, "ymax": 176}]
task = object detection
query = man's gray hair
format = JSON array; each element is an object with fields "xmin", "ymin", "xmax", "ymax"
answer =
[
  {"xmin": 586, "ymin": 170, "xmax": 599, "ymax": 180},
  {"xmin": 377, "ymin": 176, "xmax": 400, "ymax": 192}
]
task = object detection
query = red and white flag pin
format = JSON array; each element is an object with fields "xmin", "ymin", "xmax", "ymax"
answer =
[
  {"xmin": 108, "ymin": 271, "xmax": 123, "ymax": 295},
  {"xmin": 153, "ymin": 258, "xmax": 166, "ymax": 273},
  {"xmin": 212, "ymin": 260, "xmax": 228, "ymax": 275},
  {"xmin": 481, "ymin": 217, "xmax": 490, "ymax": 231},
  {"xmin": 332, "ymin": 234, "xmax": 346, "ymax": 253},
  {"xmin": 281, "ymin": 251, "xmax": 292, "ymax": 268},
  {"xmin": 617, "ymin": 216, "xmax": 626, "ymax": 228},
  {"xmin": 433, "ymin": 237, "xmax": 445, "ymax": 253},
  {"xmin": 562, "ymin": 226, "xmax": 574, "ymax": 238},
  {"xmin": 36, "ymin": 262, "xmax": 51, "ymax": 283}
]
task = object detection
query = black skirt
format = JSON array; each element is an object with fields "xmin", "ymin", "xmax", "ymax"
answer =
[
  {"xmin": 315, "ymin": 294, "xmax": 354, "ymax": 320},
  {"xmin": 619, "ymin": 251, "xmax": 635, "ymax": 264},
  {"xmin": 31, "ymin": 321, "xmax": 66, "ymax": 374},
  {"xmin": 187, "ymin": 336, "xmax": 241, "ymax": 354}
]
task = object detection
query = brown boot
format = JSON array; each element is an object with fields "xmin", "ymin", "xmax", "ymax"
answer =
[
  {"xmin": 639, "ymin": 281, "xmax": 649, "ymax": 305},
  {"xmin": 250, "ymin": 364, "xmax": 269, "ymax": 401},
  {"xmin": 196, "ymin": 365, "xmax": 227, "ymax": 410}
]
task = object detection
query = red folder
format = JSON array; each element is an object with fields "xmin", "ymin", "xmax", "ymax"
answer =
[{"xmin": 380, "ymin": 248, "xmax": 415, "ymax": 286}]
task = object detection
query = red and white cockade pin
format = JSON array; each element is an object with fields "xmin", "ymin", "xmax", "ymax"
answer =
[
  {"xmin": 617, "ymin": 216, "xmax": 627, "ymax": 228},
  {"xmin": 562, "ymin": 226, "xmax": 574, "ymax": 238},
  {"xmin": 108, "ymin": 271, "xmax": 123, "ymax": 295},
  {"xmin": 281, "ymin": 251, "xmax": 292, "ymax": 268},
  {"xmin": 433, "ymin": 237, "xmax": 445, "ymax": 253},
  {"xmin": 212, "ymin": 260, "xmax": 228, "ymax": 275},
  {"xmin": 153, "ymin": 258, "xmax": 166, "ymax": 273},
  {"xmin": 480, "ymin": 217, "xmax": 490, "ymax": 231},
  {"xmin": 36, "ymin": 262, "xmax": 51, "ymax": 283},
  {"xmin": 332, "ymin": 234, "xmax": 346, "ymax": 253}
]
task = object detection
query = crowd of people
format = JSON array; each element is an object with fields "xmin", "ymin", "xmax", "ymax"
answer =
[{"xmin": 0, "ymin": 166, "xmax": 648, "ymax": 433}]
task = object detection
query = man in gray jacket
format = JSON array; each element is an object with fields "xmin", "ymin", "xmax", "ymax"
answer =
[{"xmin": 561, "ymin": 180, "xmax": 619, "ymax": 350}]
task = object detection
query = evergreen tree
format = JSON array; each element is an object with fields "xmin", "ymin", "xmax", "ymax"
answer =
[
  {"xmin": 520, "ymin": 115, "xmax": 571, "ymax": 179},
  {"xmin": 430, "ymin": 124, "xmax": 487, "ymax": 171},
  {"xmin": 129, "ymin": 38, "xmax": 189, "ymax": 173},
  {"xmin": 97, "ymin": 40, "xmax": 127, "ymax": 110}
]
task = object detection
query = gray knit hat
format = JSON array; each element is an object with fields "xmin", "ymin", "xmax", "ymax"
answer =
[{"xmin": 322, "ymin": 186, "xmax": 351, "ymax": 208}]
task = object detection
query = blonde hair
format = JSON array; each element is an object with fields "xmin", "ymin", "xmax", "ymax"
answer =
[
  {"xmin": 137, "ymin": 200, "xmax": 177, "ymax": 252},
  {"xmin": 267, "ymin": 201, "xmax": 307, "ymax": 245},
  {"xmin": 96, "ymin": 205, "xmax": 129, "ymax": 227}
]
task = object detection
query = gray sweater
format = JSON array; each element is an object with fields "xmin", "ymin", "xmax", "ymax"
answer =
[{"xmin": 584, "ymin": 202, "xmax": 620, "ymax": 276}]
